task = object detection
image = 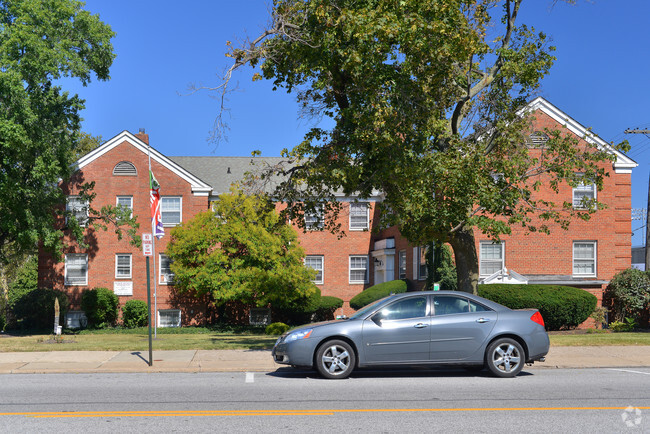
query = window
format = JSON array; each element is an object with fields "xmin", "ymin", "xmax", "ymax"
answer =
[
  {"xmin": 480, "ymin": 241, "xmax": 504, "ymax": 276},
  {"xmin": 116, "ymin": 196, "xmax": 133, "ymax": 218},
  {"xmin": 349, "ymin": 202, "xmax": 369, "ymax": 230},
  {"xmin": 161, "ymin": 196, "xmax": 181, "ymax": 226},
  {"xmin": 158, "ymin": 309, "xmax": 181, "ymax": 327},
  {"xmin": 349, "ymin": 255, "xmax": 369, "ymax": 284},
  {"xmin": 113, "ymin": 161, "xmax": 137, "ymax": 176},
  {"xmin": 414, "ymin": 246, "xmax": 428, "ymax": 280},
  {"xmin": 526, "ymin": 131, "xmax": 549, "ymax": 148},
  {"xmin": 573, "ymin": 178, "xmax": 596, "ymax": 209},
  {"xmin": 434, "ymin": 295, "xmax": 469, "ymax": 315},
  {"xmin": 304, "ymin": 207, "xmax": 323, "ymax": 230},
  {"xmin": 160, "ymin": 254, "xmax": 175, "ymax": 284},
  {"xmin": 398, "ymin": 250, "xmax": 407, "ymax": 279},
  {"xmin": 378, "ymin": 296, "xmax": 427, "ymax": 321},
  {"xmin": 65, "ymin": 253, "xmax": 88, "ymax": 285},
  {"xmin": 573, "ymin": 241, "xmax": 596, "ymax": 276},
  {"xmin": 305, "ymin": 255, "xmax": 324, "ymax": 284},
  {"xmin": 115, "ymin": 254, "xmax": 132, "ymax": 279},
  {"xmin": 66, "ymin": 196, "xmax": 88, "ymax": 226}
]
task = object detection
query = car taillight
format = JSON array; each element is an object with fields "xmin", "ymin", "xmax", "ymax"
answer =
[{"xmin": 530, "ymin": 311, "xmax": 545, "ymax": 327}]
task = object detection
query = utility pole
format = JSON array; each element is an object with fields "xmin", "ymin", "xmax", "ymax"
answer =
[{"xmin": 625, "ymin": 128, "xmax": 650, "ymax": 270}]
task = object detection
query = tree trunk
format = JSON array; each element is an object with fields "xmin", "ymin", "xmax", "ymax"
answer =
[{"xmin": 448, "ymin": 227, "xmax": 479, "ymax": 295}]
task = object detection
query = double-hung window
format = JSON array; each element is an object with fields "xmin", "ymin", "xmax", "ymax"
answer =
[
  {"xmin": 305, "ymin": 255, "xmax": 324, "ymax": 284},
  {"xmin": 398, "ymin": 250, "xmax": 407, "ymax": 279},
  {"xmin": 66, "ymin": 196, "xmax": 88, "ymax": 226},
  {"xmin": 414, "ymin": 246, "xmax": 428, "ymax": 281},
  {"xmin": 349, "ymin": 255, "xmax": 369, "ymax": 284},
  {"xmin": 573, "ymin": 241, "xmax": 596, "ymax": 276},
  {"xmin": 573, "ymin": 176, "xmax": 596, "ymax": 209},
  {"xmin": 116, "ymin": 196, "xmax": 133, "ymax": 218},
  {"xmin": 304, "ymin": 206, "xmax": 323, "ymax": 230},
  {"xmin": 161, "ymin": 196, "xmax": 181, "ymax": 226},
  {"xmin": 159, "ymin": 254, "xmax": 175, "ymax": 284},
  {"xmin": 115, "ymin": 254, "xmax": 132, "ymax": 279},
  {"xmin": 349, "ymin": 202, "xmax": 369, "ymax": 230},
  {"xmin": 65, "ymin": 253, "xmax": 88, "ymax": 285},
  {"xmin": 480, "ymin": 241, "xmax": 504, "ymax": 277}
]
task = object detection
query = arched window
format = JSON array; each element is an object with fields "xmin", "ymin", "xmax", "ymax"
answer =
[{"xmin": 113, "ymin": 161, "xmax": 137, "ymax": 176}]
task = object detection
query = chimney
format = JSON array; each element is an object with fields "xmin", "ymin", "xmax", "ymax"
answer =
[{"xmin": 135, "ymin": 128, "xmax": 149, "ymax": 145}]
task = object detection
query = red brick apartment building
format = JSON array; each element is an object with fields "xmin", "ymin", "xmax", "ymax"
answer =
[{"xmin": 38, "ymin": 98, "xmax": 637, "ymax": 327}]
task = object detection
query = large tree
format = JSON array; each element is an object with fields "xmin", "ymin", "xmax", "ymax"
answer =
[
  {"xmin": 0, "ymin": 0, "xmax": 137, "ymax": 271},
  {"xmin": 214, "ymin": 0, "xmax": 627, "ymax": 294},
  {"xmin": 166, "ymin": 188, "xmax": 318, "ymax": 310}
]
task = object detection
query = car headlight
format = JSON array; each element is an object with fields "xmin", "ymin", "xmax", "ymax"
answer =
[{"xmin": 285, "ymin": 328, "xmax": 313, "ymax": 342}]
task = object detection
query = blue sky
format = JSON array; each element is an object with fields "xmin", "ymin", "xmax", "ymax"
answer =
[{"xmin": 66, "ymin": 0, "xmax": 650, "ymax": 244}]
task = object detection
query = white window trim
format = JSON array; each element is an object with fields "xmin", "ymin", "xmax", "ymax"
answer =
[
  {"xmin": 304, "ymin": 206, "xmax": 324, "ymax": 231},
  {"xmin": 572, "ymin": 177, "xmax": 596, "ymax": 210},
  {"xmin": 65, "ymin": 253, "xmax": 88, "ymax": 286},
  {"xmin": 158, "ymin": 309, "xmax": 181, "ymax": 328},
  {"xmin": 116, "ymin": 195, "xmax": 133, "ymax": 218},
  {"xmin": 479, "ymin": 241, "xmax": 505, "ymax": 277},
  {"xmin": 159, "ymin": 253, "xmax": 175, "ymax": 285},
  {"xmin": 115, "ymin": 254, "xmax": 132, "ymax": 279},
  {"xmin": 398, "ymin": 250, "xmax": 407, "ymax": 280},
  {"xmin": 305, "ymin": 255, "xmax": 324, "ymax": 284},
  {"xmin": 161, "ymin": 196, "xmax": 182, "ymax": 227},
  {"xmin": 349, "ymin": 202, "xmax": 369, "ymax": 231},
  {"xmin": 573, "ymin": 241, "xmax": 597, "ymax": 277},
  {"xmin": 349, "ymin": 255, "xmax": 369, "ymax": 284},
  {"xmin": 66, "ymin": 196, "xmax": 89, "ymax": 227}
]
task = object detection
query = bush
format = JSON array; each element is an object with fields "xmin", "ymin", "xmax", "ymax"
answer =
[
  {"xmin": 312, "ymin": 296, "xmax": 344, "ymax": 322},
  {"xmin": 478, "ymin": 284, "xmax": 597, "ymax": 331},
  {"xmin": 604, "ymin": 268, "xmax": 650, "ymax": 326},
  {"xmin": 121, "ymin": 300, "xmax": 149, "ymax": 328},
  {"xmin": 9, "ymin": 288, "xmax": 69, "ymax": 330},
  {"xmin": 609, "ymin": 319, "xmax": 636, "ymax": 332},
  {"xmin": 350, "ymin": 280, "xmax": 407, "ymax": 310},
  {"xmin": 431, "ymin": 243, "xmax": 457, "ymax": 291},
  {"xmin": 265, "ymin": 322, "xmax": 290, "ymax": 335},
  {"xmin": 81, "ymin": 287, "xmax": 119, "ymax": 328}
]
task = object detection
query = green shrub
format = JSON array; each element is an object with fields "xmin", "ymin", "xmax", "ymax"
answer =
[
  {"xmin": 604, "ymin": 268, "xmax": 650, "ymax": 325},
  {"xmin": 312, "ymin": 296, "xmax": 344, "ymax": 322},
  {"xmin": 265, "ymin": 322, "xmax": 290, "ymax": 335},
  {"xmin": 350, "ymin": 280, "xmax": 407, "ymax": 310},
  {"xmin": 9, "ymin": 288, "xmax": 69, "ymax": 330},
  {"xmin": 478, "ymin": 284, "xmax": 597, "ymax": 331},
  {"xmin": 431, "ymin": 243, "xmax": 457, "ymax": 291},
  {"xmin": 121, "ymin": 300, "xmax": 149, "ymax": 328},
  {"xmin": 81, "ymin": 287, "xmax": 119, "ymax": 328},
  {"xmin": 609, "ymin": 318, "xmax": 637, "ymax": 332}
]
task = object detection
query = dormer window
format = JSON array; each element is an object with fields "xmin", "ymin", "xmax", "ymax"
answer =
[
  {"xmin": 113, "ymin": 161, "xmax": 137, "ymax": 176},
  {"xmin": 526, "ymin": 131, "xmax": 549, "ymax": 148}
]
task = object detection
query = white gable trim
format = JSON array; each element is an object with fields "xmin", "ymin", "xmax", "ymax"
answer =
[
  {"xmin": 75, "ymin": 131, "xmax": 213, "ymax": 196},
  {"xmin": 525, "ymin": 97, "xmax": 637, "ymax": 174}
]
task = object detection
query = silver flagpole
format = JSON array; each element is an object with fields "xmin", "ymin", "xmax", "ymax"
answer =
[{"xmin": 148, "ymin": 139, "xmax": 158, "ymax": 338}]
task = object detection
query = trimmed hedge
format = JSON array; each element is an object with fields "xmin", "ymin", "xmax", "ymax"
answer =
[
  {"xmin": 350, "ymin": 280, "xmax": 407, "ymax": 310},
  {"xmin": 10, "ymin": 288, "xmax": 69, "ymax": 330},
  {"xmin": 311, "ymin": 296, "xmax": 344, "ymax": 322},
  {"xmin": 122, "ymin": 300, "xmax": 149, "ymax": 328},
  {"xmin": 604, "ymin": 268, "xmax": 650, "ymax": 325},
  {"xmin": 81, "ymin": 287, "xmax": 119, "ymax": 329},
  {"xmin": 478, "ymin": 284, "xmax": 597, "ymax": 331},
  {"xmin": 265, "ymin": 322, "xmax": 290, "ymax": 335}
]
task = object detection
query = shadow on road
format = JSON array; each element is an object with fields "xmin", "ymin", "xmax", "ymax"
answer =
[{"xmin": 267, "ymin": 366, "xmax": 535, "ymax": 380}]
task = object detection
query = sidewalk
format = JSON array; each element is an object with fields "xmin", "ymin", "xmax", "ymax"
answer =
[{"xmin": 0, "ymin": 346, "xmax": 648, "ymax": 374}]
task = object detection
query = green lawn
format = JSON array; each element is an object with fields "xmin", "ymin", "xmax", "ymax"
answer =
[{"xmin": 0, "ymin": 329, "xmax": 648, "ymax": 352}]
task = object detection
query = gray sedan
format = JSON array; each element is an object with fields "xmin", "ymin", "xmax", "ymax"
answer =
[{"xmin": 272, "ymin": 290, "xmax": 549, "ymax": 379}]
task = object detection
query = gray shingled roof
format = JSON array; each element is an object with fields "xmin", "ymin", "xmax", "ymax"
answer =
[{"xmin": 168, "ymin": 156, "xmax": 288, "ymax": 196}]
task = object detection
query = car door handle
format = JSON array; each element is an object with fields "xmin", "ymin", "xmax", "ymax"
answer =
[
  {"xmin": 476, "ymin": 318, "xmax": 490, "ymax": 323},
  {"xmin": 414, "ymin": 323, "xmax": 428, "ymax": 328}
]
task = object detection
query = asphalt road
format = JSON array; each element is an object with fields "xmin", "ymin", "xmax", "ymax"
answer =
[{"xmin": 0, "ymin": 367, "xmax": 648, "ymax": 433}]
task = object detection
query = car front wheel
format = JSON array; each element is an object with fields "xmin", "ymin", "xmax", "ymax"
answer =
[
  {"xmin": 315, "ymin": 340, "xmax": 355, "ymax": 379},
  {"xmin": 486, "ymin": 338, "xmax": 524, "ymax": 378}
]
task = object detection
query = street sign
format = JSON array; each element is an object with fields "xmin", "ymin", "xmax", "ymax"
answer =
[{"xmin": 142, "ymin": 233, "xmax": 153, "ymax": 256}]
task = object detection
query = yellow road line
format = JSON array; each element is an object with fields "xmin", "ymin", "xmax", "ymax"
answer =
[{"xmin": 1, "ymin": 406, "xmax": 649, "ymax": 419}]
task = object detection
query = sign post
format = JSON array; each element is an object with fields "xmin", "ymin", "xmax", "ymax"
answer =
[{"xmin": 142, "ymin": 233, "xmax": 153, "ymax": 366}]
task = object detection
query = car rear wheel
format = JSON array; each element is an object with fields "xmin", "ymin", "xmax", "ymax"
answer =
[
  {"xmin": 486, "ymin": 338, "xmax": 524, "ymax": 378},
  {"xmin": 315, "ymin": 340, "xmax": 355, "ymax": 379}
]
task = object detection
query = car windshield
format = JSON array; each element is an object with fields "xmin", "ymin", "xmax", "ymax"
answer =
[{"xmin": 348, "ymin": 295, "xmax": 398, "ymax": 320}]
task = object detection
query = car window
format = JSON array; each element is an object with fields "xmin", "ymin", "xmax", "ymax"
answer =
[
  {"xmin": 469, "ymin": 300, "xmax": 491, "ymax": 312},
  {"xmin": 433, "ymin": 295, "xmax": 469, "ymax": 315},
  {"xmin": 378, "ymin": 296, "xmax": 427, "ymax": 321}
]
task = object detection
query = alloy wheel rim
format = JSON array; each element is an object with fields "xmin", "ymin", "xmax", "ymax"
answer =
[
  {"xmin": 492, "ymin": 343, "xmax": 521, "ymax": 373},
  {"xmin": 321, "ymin": 345, "xmax": 350, "ymax": 375}
]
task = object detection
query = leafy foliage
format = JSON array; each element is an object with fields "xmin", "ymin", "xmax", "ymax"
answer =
[
  {"xmin": 349, "ymin": 280, "xmax": 407, "ymax": 310},
  {"xmin": 478, "ymin": 284, "xmax": 597, "ymax": 331},
  {"xmin": 81, "ymin": 288, "xmax": 119, "ymax": 329},
  {"xmin": 166, "ymin": 187, "xmax": 319, "ymax": 312},
  {"xmin": 431, "ymin": 243, "xmax": 457, "ymax": 291},
  {"xmin": 265, "ymin": 322, "xmax": 290, "ymax": 335},
  {"xmin": 9, "ymin": 288, "xmax": 69, "ymax": 330},
  {"xmin": 604, "ymin": 268, "xmax": 650, "ymax": 326},
  {"xmin": 121, "ymin": 299, "xmax": 149, "ymax": 328},
  {"xmin": 218, "ymin": 0, "xmax": 627, "ymax": 295},
  {"xmin": 0, "ymin": 0, "xmax": 117, "ymax": 265}
]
